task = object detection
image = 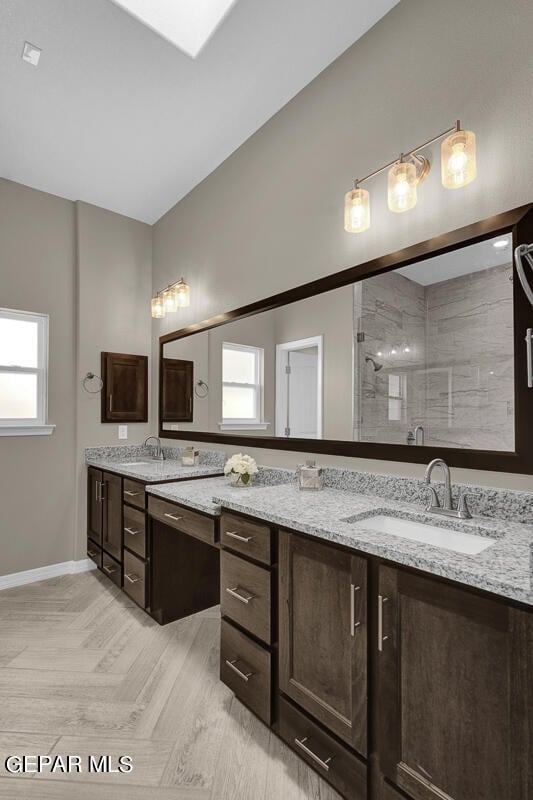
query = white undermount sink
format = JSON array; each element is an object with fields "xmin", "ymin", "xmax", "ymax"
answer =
[{"xmin": 345, "ymin": 514, "xmax": 495, "ymax": 555}]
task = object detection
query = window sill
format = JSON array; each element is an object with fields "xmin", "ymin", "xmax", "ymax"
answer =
[
  {"xmin": 0, "ymin": 424, "xmax": 56, "ymax": 437},
  {"xmin": 218, "ymin": 422, "xmax": 270, "ymax": 431}
]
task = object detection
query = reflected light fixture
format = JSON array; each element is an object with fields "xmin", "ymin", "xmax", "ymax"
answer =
[
  {"xmin": 151, "ymin": 277, "xmax": 190, "ymax": 318},
  {"xmin": 493, "ymin": 239, "xmax": 509, "ymax": 249},
  {"xmin": 344, "ymin": 120, "xmax": 477, "ymax": 232}
]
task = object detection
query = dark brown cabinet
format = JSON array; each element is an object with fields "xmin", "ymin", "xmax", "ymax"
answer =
[
  {"xmin": 101, "ymin": 472, "xmax": 122, "ymax": 561},
  {"xmin": 279, "ymin": 531, "xmax": 368, "ymax": 757},
  {"xmin": 87, "ymin": 467, "xmax": 103, "ymax": 544},
  {"xmin": 101, "ymin": 351, "xmax": 148, "ymax": 423},
  {"xmin": 160, "ymin": 358, "xmax": 193, "ymax": 422},
  {"xmin": 377, "ymin": 565, "xmax": 533, "ymax": 800}
]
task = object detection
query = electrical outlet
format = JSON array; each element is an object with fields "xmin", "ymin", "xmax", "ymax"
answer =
[{"xmin": 118, "ymin": 425, "xmax": 128, "ymax": 440}]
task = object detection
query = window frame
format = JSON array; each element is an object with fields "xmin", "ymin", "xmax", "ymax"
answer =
[
  {"xmin": 0, "ymin": 308, "xmax": 54, "ymax": 436},
  {"xmin": 220, "ymin": 342, "xmax": 267, "ymax": 430}
]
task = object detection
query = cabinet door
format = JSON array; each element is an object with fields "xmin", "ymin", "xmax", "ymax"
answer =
[
  {"xmin": 87, "ymin": 467, "xmax": 103, "ymax": 545},
  {"xmin": 279, "ymin": 530, "xmax": 367, "ymax": 756},
  {"xmin": 101, "ymin": 352, "xmax": 148, "ymax": 422},
  {"xmin": 377, "ymin": 566, "xmax": 533, "ymax": 800},
  {"xmin": 161, "ymin": 358, "xmax": 193, "ymax": 422},
  {"xmin": 102, "ymin": 472, "xmax": 122, "ymax": 561}
]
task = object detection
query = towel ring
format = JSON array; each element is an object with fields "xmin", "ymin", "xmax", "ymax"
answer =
[
  {"xmin": 195, "ymin": 379, "xmax": 209, "ymax": 399},
  {"xmin": 82, "ymin": 372, "xmax": 103, "ymax": 394}
]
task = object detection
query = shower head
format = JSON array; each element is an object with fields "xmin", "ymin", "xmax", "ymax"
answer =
[{"xmin": 365, "ymin": 356, "xmax": 383, "ymax": 372}]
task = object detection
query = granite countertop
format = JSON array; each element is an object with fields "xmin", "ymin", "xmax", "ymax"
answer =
[
  {"xmin": 85, "ymin": 444, "xmax": 225, "ymax": 483},
  {"xmin": 150, "ymin": 476, "xmax": 533, "ymax": 606}
]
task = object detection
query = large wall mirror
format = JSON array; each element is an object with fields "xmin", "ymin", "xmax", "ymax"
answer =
[{"xmin": 159, "ymin": 205, "xmax": 533, "ymax": 473}]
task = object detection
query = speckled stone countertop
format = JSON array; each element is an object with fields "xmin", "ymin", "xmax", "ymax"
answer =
[
  {"xmin": 85, "ymin": 444, "xmax": 225, "ymax": 483},
  {"xmin": 150, "ymin": 468, "xmax": 533, "ymax": 606},
  {"xmin": 211, "ymin": 483, "xmax": 533, "ymax": 606}
]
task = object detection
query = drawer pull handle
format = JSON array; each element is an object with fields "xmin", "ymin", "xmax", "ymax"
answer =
[
  {"xmin": 125, "ymin": 572, "xmax": 140, "ymax": 584},
  {"xmin": 225, "ymin": 530, "xmax": 253, "ymax": 543},
  {"xmin": 350, "ymin": 584, "xmax": 361, "ymax": 637},
  {"xmin": 103, "ymin": 565, "xmax": 117, "ymax": 575},
  {"xmin": 124, "ymin": 527, "xmax": 140, "ymax": 535},
  {"xmin": 87, "ymin": 549, "xmax": 97, "ymax": 559},
  {"xmin": 378, "ymin": 594, "xmax": 389, "ymax": 652},
  {"xmin": 226, "ymin": 586, "xmax": 255, "ymax": 604},
  {"xmin": 164, "ymin": 512, "xmax": 184, "ymax": 522},
  {"xmin": 225, "ymin": 658, "xmax": 254, "ymax": 682},
  {"xmin": 294, "ymin": 737, "xmax": 332, "ymax": 772},
  {"xmin": 124, "ymin": 490, "xmax": 141, "ymax": 497}
]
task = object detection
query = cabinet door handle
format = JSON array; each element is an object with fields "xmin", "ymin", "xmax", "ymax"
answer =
[
  {"xmin": 109, "ymin": 394, "xmax": 113, "ymax": 412},
  {"xmin": 164, "ymin": 512, "xmax": 184, "ymax": 522},
  {"xmin": 294, "ymin": 737, "xmax": 332, "ymax": 772},
  {"xmin": 124, "ymin": 490, "xmax": 141, "ymax": 497},
  {"xmin": 99, "ymin": 481, "xmax": 106, "ymax": 502},
  {"xmin": 350, "ymin": 584, "xmax": 361, "ymax": 637},
  {"xmin": 103, "ymin": 565, "xmax": 117, "ymax": 575},
  {"xmin": 526, "ymin": 327, "xmax": 533, "ymax": 388},
  {"xmin": 226, "ymin": 586, "xmax": 255, "ymax": 604},
  {"xmin": 124, "ymin": 527, "xmax": 140, "ymax": 535},
  {"xmin": 225, "ymin": 530, "xmax": 253, "ymax": 543},
  {"xmin": 95, "ymin": 482, "xmax": 100, "ymax": 503},
  {"xmin": 125, "ymin": 573, "xmax": 140, "ymax": 584},
  {"xmin": 378, "ymin": 594, "xmax": 389, "ymax": 652},
  {"xmin": 225, "ymin": 658, "xmax": 254, "ymax": 682}
]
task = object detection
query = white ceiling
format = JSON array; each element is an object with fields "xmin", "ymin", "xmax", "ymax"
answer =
[
  {"xmin": 0, "ymin": 0, "xmax": 398, "ymax": 224},
  {"xmin": 397, "ymin": 233, "xmax": 513, "ymax": 286}
]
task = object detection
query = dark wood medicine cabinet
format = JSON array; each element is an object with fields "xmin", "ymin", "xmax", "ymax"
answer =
[
  {"xmin": 158, "ymin": 204, "xmax": 533, "ymax": 474},
  {"xmin": 101, "ymin": 351, "xmax": 148, "ymax": 423}
]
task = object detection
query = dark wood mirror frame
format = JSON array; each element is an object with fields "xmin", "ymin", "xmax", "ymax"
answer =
[{"xmin": 159, "ymin": 204, "xmax": 533, "ymax": 474}]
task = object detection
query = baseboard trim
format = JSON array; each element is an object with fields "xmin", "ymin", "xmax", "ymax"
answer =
[{"xmin": 0, "ymin": 559, "xmax": 97, "ymax": 590}]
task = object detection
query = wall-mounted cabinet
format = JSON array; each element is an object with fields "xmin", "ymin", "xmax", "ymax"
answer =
[
  {"xmin": 101, "ymin": 351, "xmax": 148, "ymax": 423},
  {"xmin": 160, "ymin": 357, "xmax": 193, "ymax": 422}
]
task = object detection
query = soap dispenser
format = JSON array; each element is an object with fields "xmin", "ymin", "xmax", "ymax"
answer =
[{"xmin": 296, "ymin": 459, "xmax": 324, "ymax": 491}]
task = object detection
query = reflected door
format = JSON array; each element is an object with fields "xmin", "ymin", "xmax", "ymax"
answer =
[{"xmin": 276, "ymin": 336, "xmax": 323, "ymax": 438}]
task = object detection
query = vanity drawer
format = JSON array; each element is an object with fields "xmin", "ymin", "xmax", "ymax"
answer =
[
  {"xmin": 87, "ymin": 537, "xmax": 102, "ymax": 568},
  {"xmin": 278, "ymin": 697, "xmax": 367, "ymax": 800},
  {"xmin": 220, "ymin": 620, "xmax": 272, "ymax": 725},
  {"xmin": 220, "ymin": 551, "xmax": 271, "ymax": 644},
  {"xmin": 101, "ymin": 551, "xmax": 121, "ymax": 587},
  {"xmin": 123, "ymin": 479, "xmax": 145, "ymax": 510},
  {"xmin": 148, "ymin": 496, "xmax": 216, "ymax": 546},
  {"xmin": 123, "ymin": 505, "xmax": 146, "ymax": 559},
  {"xmin": 221, "ymin": 512, "xmax": 272, "ymax": 565},
  {"xmin": 123, "ymin": 550, "xmax": 147, "ymax": 608}
]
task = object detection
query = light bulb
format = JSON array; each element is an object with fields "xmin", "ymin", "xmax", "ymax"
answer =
[
  {"xmin": 390, "ymin": 347, "xmax": 397, "ymax": 355},
  {"xmin": 441, "ymin": 129, "xmax": 476, "ymax": 189},
  {"xmin": 344, "ymin": 187, "xmax": 370, "ymax": 233},
  {"xmin": 151, "ymin": 295, "xmax": 165, "ymax": 319},
  {"xmin": 388, "ymin": 161, "xmax": 417, "ymax": 213},
  {"xmin": 162, "ymin": 287, "xmax": 178, "ymax": 312},
  {"xmin": 175, "ymin": 278, "xmax": 190, "ymax": 307},
  {"xmin": 404, "ymin": 346, "xmax": 411, "ymax": 353}
]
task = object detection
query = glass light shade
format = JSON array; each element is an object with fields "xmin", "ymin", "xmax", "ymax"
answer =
[
  {"xmin": 175, "ymin": 278, "xmax": 190, "ymax": 307},
  {"xmin": 344, "ymin": 187, "xmax": 370, "ymax": 233},
  {"xmin": 151, "ymin": 295, "xmax": 165, "ymax": 318},
  {"xmin": 388, "ymin": 161, "xmax": 417, "ymax": 213},
  {"xmin": 162, "ymin": 286, "xmax": 178, "ymax": 312},
  {"xmin": 441, "ymin": 129, "xmax": 476, "ymax": 189}
]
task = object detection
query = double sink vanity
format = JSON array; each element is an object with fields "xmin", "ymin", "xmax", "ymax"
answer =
[{"xmin": 86, "ymin": 443, "xmax": 533, "ymax": 800}]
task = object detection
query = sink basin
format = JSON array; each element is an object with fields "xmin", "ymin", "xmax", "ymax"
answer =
[{"xmin": 344, "ymin": 514, "xmax": 495, "ymax": 555}]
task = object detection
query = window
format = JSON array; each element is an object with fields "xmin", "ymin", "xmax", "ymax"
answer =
[
  {"xmin": 0, "ymin": 308, "xmax": 54, "ymax": 436},
  {"xmin": 388, "ymin": 373, "xmax": 405, "ymax": 422},
  {"xmin": 220, "ymin": 342, "xmax": 267, "ymax": 430}
]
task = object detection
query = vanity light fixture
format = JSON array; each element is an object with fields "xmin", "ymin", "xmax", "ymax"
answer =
[
  {"xmin": 151, "ymin": 277, "xmax": 190, "ymax": 318},
  {"xmin": 344, "ymin": 120, "xmax": 477, "ymax": 232}
]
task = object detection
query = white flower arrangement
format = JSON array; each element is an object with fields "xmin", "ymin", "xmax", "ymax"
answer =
[{"xmin": 224, "ymin": 453, "xmax": 258, "ymax": 486}]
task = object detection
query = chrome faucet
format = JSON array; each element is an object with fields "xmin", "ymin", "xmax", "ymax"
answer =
[
  {"xmin": 424, "ymin": 458, "xmax": 471, "ymax": 519},
  {"xmin": 144, "ymin": 436, "xmax": 165, "ymax": 461}
]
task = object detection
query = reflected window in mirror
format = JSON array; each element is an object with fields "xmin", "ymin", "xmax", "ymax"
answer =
[{"xmin": 222, "ymin": 342, "xmax": 264, "ymax": 427}]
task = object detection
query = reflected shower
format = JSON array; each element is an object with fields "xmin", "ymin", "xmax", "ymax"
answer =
[{"xmin": 365, "ymin": 356, "xmax": 383, "ymax": 372}]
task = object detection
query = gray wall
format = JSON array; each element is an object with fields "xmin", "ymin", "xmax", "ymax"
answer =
[
  {"xmin": 0, "ymin": 179, "xmax": 77, "ymax": 574},
  {"xmin": 0, "ymin": 180, "xmax": 154, "ymax": 575},
  {"xmin": 152, "ymin": 0, "xmax": 533, "ymax": 491}
]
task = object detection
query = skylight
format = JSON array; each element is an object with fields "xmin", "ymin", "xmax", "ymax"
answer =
[{"xmin": 110, "ymin": 0, "xmax": 238, "ymax": 58}]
